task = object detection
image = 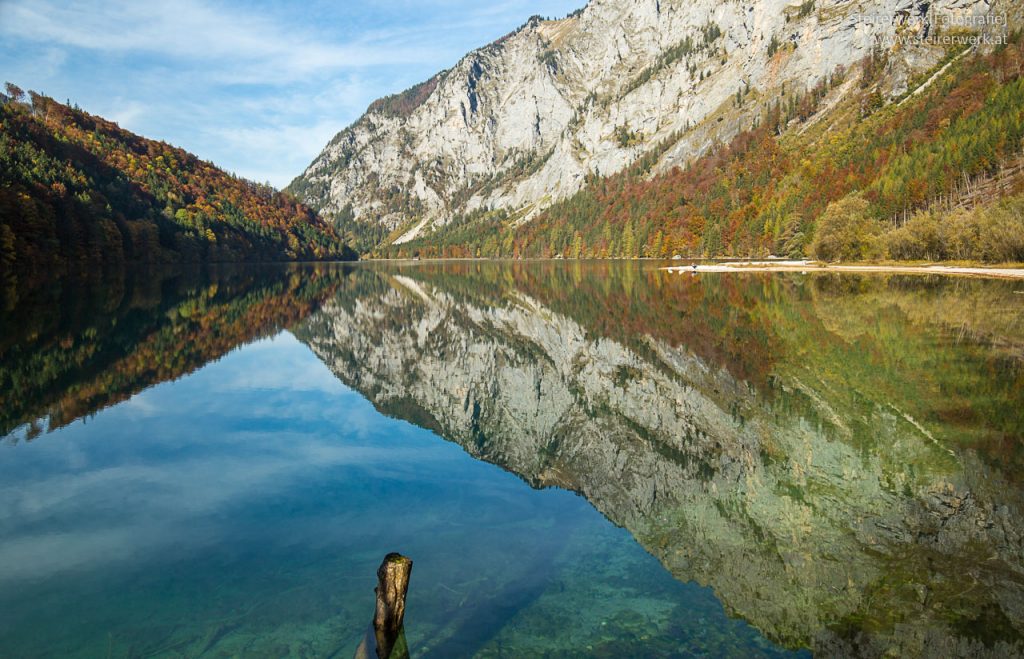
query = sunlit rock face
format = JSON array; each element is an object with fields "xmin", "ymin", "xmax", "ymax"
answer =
[
  {"xmin": 290, "ymin": 0, "xmax": 999, "ymax": 243},
  {"xmin": 296, "ymin": 264, "xmax": 1024, "ymax": 656}
]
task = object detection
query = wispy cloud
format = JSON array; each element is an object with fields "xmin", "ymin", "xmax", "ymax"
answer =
[
  {"xmin": 0, "ymin": 331, "xmax": 463, "ymax": 584},
  {"xmin": 0, "ymin": 0, "xmax": 584, "ymax": 187},
  {"xmin": 0, "ymin": 0, "xmax": 445, "ymax": 82}
]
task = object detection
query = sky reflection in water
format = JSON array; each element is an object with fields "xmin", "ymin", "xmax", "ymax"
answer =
[{"xmin": 0, "ymin": 328, "xmax": 791, "ymax": 657}]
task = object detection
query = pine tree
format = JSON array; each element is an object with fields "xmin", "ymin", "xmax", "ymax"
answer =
[
  {"xmin": 622, "ymin": 219, "xmax": 636, "ymax": 258},
  {"xmin": 571, "ymin": 231, "xmax": 583, "ymax": 259}
]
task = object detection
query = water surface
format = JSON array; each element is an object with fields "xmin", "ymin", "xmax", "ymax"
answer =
[{"xmin": 2, "ymin": 262, "xmax": 1023, "ymax": 657}]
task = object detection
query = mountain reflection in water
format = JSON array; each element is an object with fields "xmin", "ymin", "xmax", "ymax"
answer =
[{"xmin": 2, "ymin": 261, "xmax": 1023, "ymax": 657}]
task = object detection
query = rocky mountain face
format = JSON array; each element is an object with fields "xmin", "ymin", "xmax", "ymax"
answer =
[
  {"xmin": 295, "ymin": 264, "xmax": 1024, "ymax": 656},
  {"xmin": 289, "ymin": 0, "xmax": 999, "ymax": 247}
]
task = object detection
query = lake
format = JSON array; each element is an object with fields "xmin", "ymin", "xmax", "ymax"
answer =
[{"xmin": 1, "ymin": 261, "xmax": 1023, "ymax": 657}]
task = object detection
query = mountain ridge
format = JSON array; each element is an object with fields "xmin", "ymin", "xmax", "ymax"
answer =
[
  {"xmin": 290, "ymin": 0, "xmax": 1017, "ymax": 256},
  {"xmin": 381, "ymin": 39, "xmax": 1024, "ymax": 261},
  {"xmin": 0, "ymin": 91, "xmax": 357, "ymax": 282}
]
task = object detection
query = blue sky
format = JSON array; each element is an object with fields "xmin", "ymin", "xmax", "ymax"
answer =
[{"xmin": 0, "ymin": 0, "xmax": 582, "ymax": 188}]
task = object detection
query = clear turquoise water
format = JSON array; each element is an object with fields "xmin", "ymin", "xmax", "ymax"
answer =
[
  {"xmin": 0, "ymin": 331, "xmax": 796, "ymax": 657},
  {"xmin": 4, "ymin": 262, "xmax": 1024, "ymax": 657}
]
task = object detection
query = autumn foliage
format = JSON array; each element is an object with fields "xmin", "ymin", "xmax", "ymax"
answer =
[
  {"xmin": 0, "ymin": 265, "xmax": 349, "ymax": 440},
  {"xmin": 383, "ymin": 38, "xmax": 1024, "ymax": 262},
  {"xmin": 0, "ymin": 93, "xmax": 355, "ymax": 280}
]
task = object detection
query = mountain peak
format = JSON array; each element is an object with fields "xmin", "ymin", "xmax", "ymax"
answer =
[{"xmin": 290, "ymin": 0, "xmax": 1010, "ymax": 254}]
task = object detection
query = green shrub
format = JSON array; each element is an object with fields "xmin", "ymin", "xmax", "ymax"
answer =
[
  {"xmin": 884, "ymin": 211, "xmax": 945, "ymax": 260},
  {"xmin": 880, "ymin": 195, "xmax": 1024, "ymax": 263},
  {"xmin": 810, "ymin": 194, "xmax": 884, "ymax": 261},
  {"xmin": 976, "ymin": 197, "xmax": 1024, "ymax": 262},
  {"xmin": 941, "ymin": 208, "xmax": 980, "ymax": 261}
]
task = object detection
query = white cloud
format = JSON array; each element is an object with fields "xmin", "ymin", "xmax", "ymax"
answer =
[
  {"xmin": 0, "ymin": 432, "xmax": 450, "ymax": 584},
  {"xmin": 214, "ymin": 120, "xmax": 345, "ymax": 184},
  {"xmin": 0, "ymin": 0, "xmax": 584, "ymax": 186},
  {"xmin": 106, "ymin": 98, "xmax": 148, "ymax": 127},
  {"xmin": 0, "ymin": 0, "xmax": 440, "ymax": 81}
]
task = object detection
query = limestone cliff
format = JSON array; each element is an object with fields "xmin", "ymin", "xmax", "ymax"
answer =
[{"xmin": 289, "ymin": 0, "xmax": 999, "ymax": 248}]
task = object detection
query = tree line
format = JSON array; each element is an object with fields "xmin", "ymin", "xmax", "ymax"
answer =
[{"xmin": 0, "ymin": 88, "xmax": 356, "ymax": 283}]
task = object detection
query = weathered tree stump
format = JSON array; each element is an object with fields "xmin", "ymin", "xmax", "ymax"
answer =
[
  {"xmin": 355, "ymin": 553, "xmax": 413, "ymax": 659},
  {"xmin": 374, "ymin": 553, "xmax": 413, "ymax": 634}
]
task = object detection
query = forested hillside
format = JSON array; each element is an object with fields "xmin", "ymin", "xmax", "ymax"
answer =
[
  {"xmin": 0, "ymin": 89, "xmax": 355, "ymax": 279},
  {"xmin": 381, "ymin": 37, "xmax": 1024, "ymax": 262}
]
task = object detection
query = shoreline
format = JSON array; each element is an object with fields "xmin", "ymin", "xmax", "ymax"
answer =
[{"xmin": 662, "ymin": 261, "xmax": 1024, "ymax": 279}]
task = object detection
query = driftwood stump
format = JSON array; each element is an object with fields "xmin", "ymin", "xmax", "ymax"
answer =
[
  {"xmin": 374, "ymin": 553, "xmax": 413, "ymax": 634},
  {"xmin": 355, "ymin": 553, "xmax": 413, "ymax": 659}
]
